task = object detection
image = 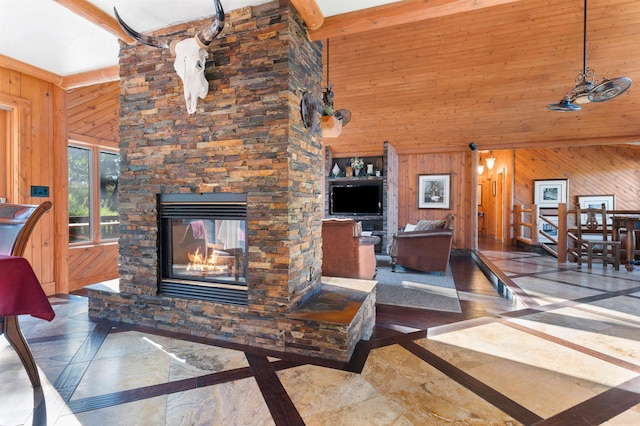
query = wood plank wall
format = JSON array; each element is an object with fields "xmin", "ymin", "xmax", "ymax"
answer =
[
  {"xmin": 0, "ymin": 66, "xmax": 62, "ymax": 294},
  {"xmin": 396, "ymin": 150, "xmax": 475, "ymax": 250},
  {"xmin": 67, "ymin": 82, "xmax": 119, "ymax": 142},
  {"xmin": 1, "ymin": 67, "xmax": 119, "ymax": 295},
  {"xmin": 514, "ymin": 144, "xmax": 640, "ymax": 210},
  {"xmin": 67, "ymin": 81, "xmax": 119, "ymax": 291}
]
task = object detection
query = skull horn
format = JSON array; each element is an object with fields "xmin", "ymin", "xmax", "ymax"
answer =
[
  {"xmin": 196, "ymin": 0, "xmax": 225, "ymax": 47},
  {"xmin": 114, "ymin": 8, "xmax": 170, "ymax": 49},
  {"xmin": 114, "ymin": 0, "xmax": 225, "ymax": 49}
]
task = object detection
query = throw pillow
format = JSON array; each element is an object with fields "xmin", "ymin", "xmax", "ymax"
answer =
[
  {"xmin": 415, "ymin": 219, "xmax": 446, "ymax": 231},
  {"xmin": 404, "ymin": 223, "xmax": 417, "ymax": 232}
]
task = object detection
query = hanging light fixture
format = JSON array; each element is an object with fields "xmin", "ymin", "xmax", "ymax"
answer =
[
  {"xmin": 547, "ymin": 0, "xmax": 631, "ymax": 112},
  {"xmin": 477, "ymin": 152, "xmax": 485, "ymax": 175},
  {"xmin": 321, "ymin": 39, "xmax": 352, "ymax": 137},
  {"xmin": 485, "ymin": 151, "xmax": 496, "ymax": 170}
]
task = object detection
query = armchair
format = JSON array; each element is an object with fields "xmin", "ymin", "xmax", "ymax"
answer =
[
  {"xmin": 322, "ymin": 219, "xmax": 380, "ymax": 279},
  {"xmin": 389, "ymin": 214, "xmax": 454, "ymax": 274}
]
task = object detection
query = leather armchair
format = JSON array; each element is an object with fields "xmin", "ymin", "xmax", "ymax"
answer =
[
  {"xmin": 322, "ymin": 219, "xmax": 379, "ymax": 279},
  {"xmin": 389, "ymin": 214, "xmax": 454, "ymax": 274}
]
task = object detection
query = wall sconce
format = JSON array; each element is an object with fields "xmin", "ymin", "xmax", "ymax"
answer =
[{"xmin": 485, "ymin": 151, "xmax": 496, "ymax": 170}]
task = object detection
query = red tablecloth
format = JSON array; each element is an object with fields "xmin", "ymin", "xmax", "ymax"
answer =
[{"xmin": 0, "ymin": 255, "xmax": 55, "ymax": 321}]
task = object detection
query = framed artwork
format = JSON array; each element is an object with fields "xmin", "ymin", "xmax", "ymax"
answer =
[
  {"xmin": 577, "ymin": 194, "xmax": 615, "ymax": 210},
  {"xmin": 534, "ymin": 179, "xmax": 568, "ymax": 208},
  {"xmin": 418, "ymin": 174, "xmax": 451, "ymax": 209},
  {"xmin": 577, "ymin": 194, "xmax": 615, "ymax": 225},
  {"xmin": 477, "ymin": 184, "xmax": 482, "ymax": 206},
  {"xmin": 538, "ymin": 216, "xmax": 558, "ymax": 244}
]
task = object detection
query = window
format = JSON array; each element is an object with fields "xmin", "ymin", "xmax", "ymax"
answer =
[{"xmin": 68, "ymin": 144, "xmax": 119, "ymax": 244}]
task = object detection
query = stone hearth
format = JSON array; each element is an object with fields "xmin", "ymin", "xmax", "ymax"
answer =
[{"xmin": 86, "ymin": 2, "xmax": 375, "ymax": 361}]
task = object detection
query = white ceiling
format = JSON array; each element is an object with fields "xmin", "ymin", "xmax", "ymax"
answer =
[{"xmin": 0, "ymin": 0, "xmax": 399, "ymax": 76}]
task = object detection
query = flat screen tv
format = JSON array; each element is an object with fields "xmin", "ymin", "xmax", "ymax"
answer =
[{"xmin": 330, "ymin": 182, "xmax": 383, "ymax": 216}]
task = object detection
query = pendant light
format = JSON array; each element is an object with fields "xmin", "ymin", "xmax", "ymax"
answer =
[
  {"xmin": 485, "ymin": 151, "xmax": 496, "ymax": 170},
  {"xmin": 547, "ymin": 0, "xmax": 631, "ymax": 112},
  {"xmin": 321, "ymin": 39, "xmax": 352, "ymax": 137}
]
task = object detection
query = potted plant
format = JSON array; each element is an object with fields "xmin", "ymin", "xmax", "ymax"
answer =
[{"xmin": 351, "ymin": 156, "xmax": 364, "ymax": 176}]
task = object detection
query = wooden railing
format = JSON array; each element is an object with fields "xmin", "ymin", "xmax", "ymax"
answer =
[
  {"xmin": 69, "ymin": 215, "xmax": 119, "ymax": 243},
  {"xmin": 514, "ymin": 203, "xmax": 568, "ymax": 262},
  {"xmin": 515, "ymin": 204, "xmax": 640, "ymax": 264}
]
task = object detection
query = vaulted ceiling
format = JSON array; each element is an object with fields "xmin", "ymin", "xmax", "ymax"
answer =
[
  {"xmin": 0, "ymin": 0, "xmax": 403, "ymax": 79},
  {"xmin": 2, "ymin": 0, "xmax": 639, "ymax": 156},
  {"xmin": 321, "ymin": 0, "xmax": 640, "ymax": 155}
]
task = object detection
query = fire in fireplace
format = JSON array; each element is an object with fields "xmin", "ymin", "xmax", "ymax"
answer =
[{"xmin": 158, "ymin": 193, "xmax": 248, "ymax": 305}]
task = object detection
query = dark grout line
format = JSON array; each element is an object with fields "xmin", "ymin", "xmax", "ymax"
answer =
[
  {"xmin": 533, "ymin": 375, "xmax": 640, "ymax": 425},
  {"xmin": 52, "ymin": 321, "xmax": 112, "ymax": 400},
  {"xmin": 401, "ymin": 340, "xmax": 544, "ymax": 425},
  {"xmin": 245, "ymin": 353, "xmax": 305, "ymax": 426},
  {"xmin": 503, "ymin": 321, "xmax": 640, "ymax": 374},
  {"xmin": 66, "ymin": 366, "xmax": 256, "ymax": 414}
]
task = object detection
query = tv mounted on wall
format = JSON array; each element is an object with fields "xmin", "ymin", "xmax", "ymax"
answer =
[{"xmin": 329, "ymin": 182, "xmax": 383, "ymax": 216}]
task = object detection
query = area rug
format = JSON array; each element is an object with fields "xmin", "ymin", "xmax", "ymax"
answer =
[{"xmin": 375, "ymin": 256, "xmax": 461, "ymax": 313}]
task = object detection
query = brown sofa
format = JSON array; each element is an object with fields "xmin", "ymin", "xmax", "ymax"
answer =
[
  {"xmin": 322, "ymin": 219, "xmax": 380, "ymax": 279},
  {"xmin": 389, "ymin": 214, "xmax": 454, "ymax": 274}
]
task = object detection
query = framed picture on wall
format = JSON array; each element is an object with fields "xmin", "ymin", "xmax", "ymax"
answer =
[
  {"xmin": 534, "ymin": 179, "xmax": 568, "ymax": 208},
  {"xmin": 477, "ymin": 184, "xmax": 482, "ymax": 206},
  {"xmin": 538, "ymin": 216, "xmax": 558, "ymax": 244},
  {"xmin": 418, "ymin": 174, "xmax": 451, "ymax": 209},
  {"xmin": 577, "ymin": 194, "xmax": 615, "ymax": 225},
  {"xmin": 577, "ymin": 194, "xmax": 615, "ymax": 210}
]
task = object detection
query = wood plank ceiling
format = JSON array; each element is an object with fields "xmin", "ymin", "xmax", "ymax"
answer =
[
  {"xmin": 44, "ymin": 0, "xmax": 640, "ymax": 156},
  {"xmin": 314, "ymin": 0, "xmax": 640, "ymax": 156}
]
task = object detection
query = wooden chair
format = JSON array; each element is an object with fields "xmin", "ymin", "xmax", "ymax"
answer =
[
  {"xmin": 570, "ymin": 203, "xmax": 620, "ymax": 270},
  {"xmin": 0, "ymin": 201, "xmax": 52, "ymax": 387}
]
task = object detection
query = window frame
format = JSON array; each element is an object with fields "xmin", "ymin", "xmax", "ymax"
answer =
[{"xmin": 68, "ymin": 140, "xmax": 119, "ymax": 246}]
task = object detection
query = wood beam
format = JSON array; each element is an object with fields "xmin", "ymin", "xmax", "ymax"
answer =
[
  {"xmin": 60, "ymin": 65, "xmax": 120, "ymax": 89},
  {"xmin": 307, "ymin": 0, "xmax": 523, "ymax": 41},
  {"xmin": 290, "ymin": 0, "xmax": 324, "ymax": 30},
  {"xmin": 0, "ymin": 54, "xmax": 119, "ymax": 89},
  {"xmin": 0, "ymin": 54, "xmax": 62, "ymax": 86},
  {"xmin": 53, "ymin": 0, "xmax": 134, "ymax": 43}
]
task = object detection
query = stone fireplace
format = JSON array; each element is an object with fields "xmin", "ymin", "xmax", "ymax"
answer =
[{"xmin": 86, "ymin": 2, "xmax": 375, "ymax": 361}]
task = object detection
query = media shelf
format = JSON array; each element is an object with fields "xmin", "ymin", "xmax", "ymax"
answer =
[{"xmin": 324, "ymin": 143, "xmax": 398, "ymax": 254}]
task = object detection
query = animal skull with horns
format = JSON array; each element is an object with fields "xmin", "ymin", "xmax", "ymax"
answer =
[{"xmin": 115, "ymin": 0, "xmax": 225, "ymax": 114}]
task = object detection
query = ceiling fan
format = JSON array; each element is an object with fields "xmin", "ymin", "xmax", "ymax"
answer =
[{"xmin": 547, "ymin": 0, "xmax": 631, "ymax": 112}]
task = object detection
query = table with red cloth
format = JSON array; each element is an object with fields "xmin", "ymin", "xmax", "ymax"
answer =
[{"xmin": 0, "ymin": 255, "xmax": 55, "ymax": 387}]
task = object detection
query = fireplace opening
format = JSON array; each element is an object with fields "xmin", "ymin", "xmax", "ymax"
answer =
[{"xmin": 158, "ymin": 193, "xmax": 248, "ymax": 305}]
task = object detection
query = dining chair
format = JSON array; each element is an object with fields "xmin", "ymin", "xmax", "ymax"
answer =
[
  {"xmin": 570, "ymin": 203, "xmax": 620, "ymax": 270},
  {"xmin": 0, "ymin": 201, "xmax": 52, "ymax": 387}
]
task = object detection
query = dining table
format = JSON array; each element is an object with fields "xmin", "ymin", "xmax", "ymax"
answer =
[
  {"xmin": 0, "ymin": 255, "xmax": 55, "ymax": 387},
  {"xmin": 612, "ymin": 215, "xmax": 640, "ymax": 271}
]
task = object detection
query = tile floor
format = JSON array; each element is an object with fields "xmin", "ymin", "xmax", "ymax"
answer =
[{"xmin": 2, "ymin": 246, "xmax": 640, "ymax": 425}]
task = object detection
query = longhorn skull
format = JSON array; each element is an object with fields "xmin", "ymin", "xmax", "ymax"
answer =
[{"xmin": 115, "ymin": 0, "xmax": 225, "ymax": 114}]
